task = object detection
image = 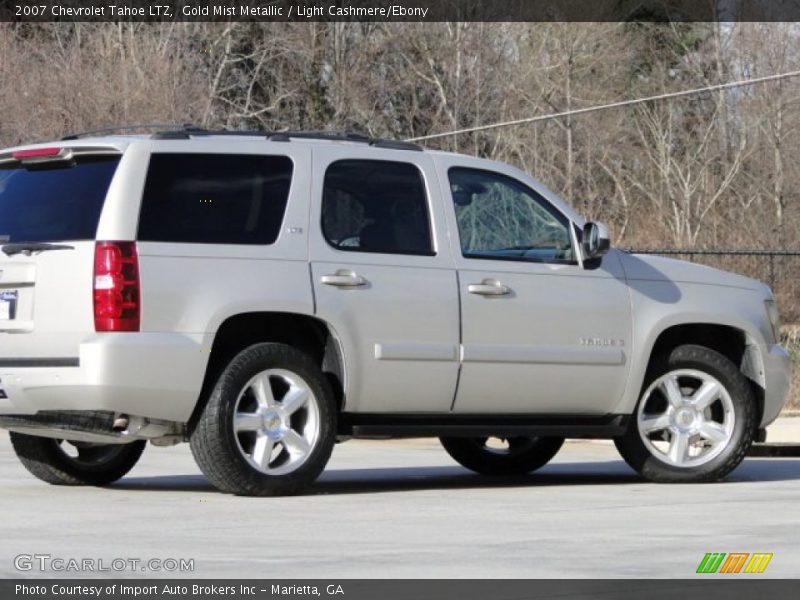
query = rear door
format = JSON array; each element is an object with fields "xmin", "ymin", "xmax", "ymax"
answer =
[
  {"xmin": 0, "ymin": 146, "xmax": 122, "ymax": 361},
  {"xmin": 309, "ymin": 147, "xmax": 459, "ymax": 413}
]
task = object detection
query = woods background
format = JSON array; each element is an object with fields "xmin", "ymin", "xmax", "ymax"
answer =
[{"xmin": 1, "ymin": 21, "xmax": 798, "ymax": 407}]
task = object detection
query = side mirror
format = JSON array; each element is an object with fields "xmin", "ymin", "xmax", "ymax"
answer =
[{"xmin": 582, "ymin": 222, "xmax": 610, "ymax": 261}]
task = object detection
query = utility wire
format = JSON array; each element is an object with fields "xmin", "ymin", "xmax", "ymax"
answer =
[{"xmin": 406, "ymin": 69, "xmax": 800, "ymax": 142}]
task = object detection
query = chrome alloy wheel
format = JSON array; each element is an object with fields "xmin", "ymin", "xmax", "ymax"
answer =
[
  {"xmin": 232, "ymin": 368, "xmax": 320, "ymax": 476},
  {"xmin": 637, "ymin": 369, "xmax": 735, "ymax": 468}
]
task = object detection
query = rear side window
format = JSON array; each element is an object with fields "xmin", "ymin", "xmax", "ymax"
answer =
[
  {"xmin": 138, "ymin": 154, "xmax": 293, "ymax": 245},
  {"xmin": 0, "ymin": 157, "xmax": 119, "ymax": 243},
  {"xmin": 321, "ymin": 159, "xmax": 434, "ymax": 256}
]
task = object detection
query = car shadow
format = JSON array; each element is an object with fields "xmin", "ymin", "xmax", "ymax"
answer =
[{"xmin": 112, "ymin": 457, "xmax": 800, "ymax": 495}]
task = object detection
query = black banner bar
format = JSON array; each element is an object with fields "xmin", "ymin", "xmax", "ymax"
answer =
[
  {"xmin": 4, "ymin": 580, "xmax": 800, "ymax": 600},
  {"xmin": 3, "ymin": 0, "xmax": 800, "ymax": 23}
]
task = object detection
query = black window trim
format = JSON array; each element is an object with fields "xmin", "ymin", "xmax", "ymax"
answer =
[
  {"xmin": 135, "ymin": 152, "xmax": 295, "ymax": 246},
  {"xmin": 320, "ymin": 158, "xmax": 437, "ymax": 258},
  {"xmin": 447, "ymin": 166, "xmax": 578, "ymax": 266}
]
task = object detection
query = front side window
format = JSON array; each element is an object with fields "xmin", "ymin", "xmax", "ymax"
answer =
[
  {"xmin": 448, "ymin": 167, "xmax": 574, "ymax": 263},
  {"xmin": 322, "ymin": 159, "xmax": 434, "ymax": 256},
  {"xmin": 138, "ymin": 153, "xmax": 293, "ymax": 245}
]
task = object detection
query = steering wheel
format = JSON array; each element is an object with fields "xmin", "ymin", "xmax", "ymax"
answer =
[{"xmin": 336, "ymin": 234, "xmax": 361, "ymax": 248}]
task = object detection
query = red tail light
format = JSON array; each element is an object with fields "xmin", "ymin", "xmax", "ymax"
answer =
[
  {"xmin": 93, "ymin": 242, "xmax": 140, "ymax": 332},
  {"xmin": 12, "ymin": 147, "xmax": 63, "ymax": 159},
  {"xmin": 12, "ymin": 147, "xmax": 71, "ymax": 164}
]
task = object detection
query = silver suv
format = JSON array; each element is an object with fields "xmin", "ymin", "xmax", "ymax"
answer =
[{"xmin": 0, "ymin": 128, "xmax": 790, "ymax": 496}]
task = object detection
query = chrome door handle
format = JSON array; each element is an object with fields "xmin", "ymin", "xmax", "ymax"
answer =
[
  {"xmin": 321, "ymin": 271, "xmax": 367, "ymax": 288},
  {"xmin": 468, "ymin": 279, "xmax": 511, "ymax": 296}
]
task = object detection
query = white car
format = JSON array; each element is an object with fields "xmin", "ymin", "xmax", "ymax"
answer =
[{"xmin": 0, "ymin": 128, "xmax": 790, "ymax": 495}]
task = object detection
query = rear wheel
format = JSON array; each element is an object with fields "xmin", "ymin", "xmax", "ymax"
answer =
[
  {"xmin": 190, "ymin": 343, "xmax": 336, "ymax": 496},
  {"xmin": 615, "ymin": 344, "xmax": 757, "ymax": 483},
  {"xmin": 440, "ymin": 436, "xmax": 565, "ymax": 476},
  {"xmin": 10, "ymin": 433, "xmax": 146, "ymax": 486}
]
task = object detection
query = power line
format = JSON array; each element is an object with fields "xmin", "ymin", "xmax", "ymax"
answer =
[{"xmin": 406, "ymin": 69, "xmax": 800, "ymax": 143}]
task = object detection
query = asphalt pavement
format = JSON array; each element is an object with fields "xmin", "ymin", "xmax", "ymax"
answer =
[{"xmin": 0, "ymin": 431, "xmax": 798, "ymax": 579}]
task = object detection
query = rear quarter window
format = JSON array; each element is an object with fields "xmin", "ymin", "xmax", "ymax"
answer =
[
  {"xmin": 137, "ymin": 153, "xmax": 293, "ymax": 245},
  {"xmin": 0, "ymin": 156, "xmax": 120, "ymax": 243}
]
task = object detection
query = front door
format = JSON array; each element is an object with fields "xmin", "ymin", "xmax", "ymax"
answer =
[{"xmin": 441, "ymin": 163, "xmax": 633, "ymax": 414}]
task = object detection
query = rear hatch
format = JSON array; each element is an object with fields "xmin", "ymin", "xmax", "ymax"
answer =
[{"xmin": 0, "ymin": 146, "xmax": 122, "ymax": 361}]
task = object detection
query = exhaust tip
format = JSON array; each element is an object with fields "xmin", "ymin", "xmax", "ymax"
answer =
[{"xmin": 112, "ymin": 415, "xmax": 129, "ymax": 432}]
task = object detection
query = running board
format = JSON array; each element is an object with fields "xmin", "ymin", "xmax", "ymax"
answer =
[{"xmin": 339, "ymin": 413, "xmax": 629, "ymax": 439}]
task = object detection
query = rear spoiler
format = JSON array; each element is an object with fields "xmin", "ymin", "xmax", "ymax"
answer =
[{"xmin": 0, "ymin": 146, "xmax": 122, "ymax": 167}]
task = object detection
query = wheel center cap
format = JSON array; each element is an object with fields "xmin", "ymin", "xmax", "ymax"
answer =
[
  {"xmin": 675, "ymin": 407, "xmax": 696, "ymax": 428},
  {"xmin": 263, "ymin": 411, "xmax": 283, "ymax": 433}
]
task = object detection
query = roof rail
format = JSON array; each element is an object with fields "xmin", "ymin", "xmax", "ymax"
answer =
[
  {"xmin": 151, "ymin": 127, "xmax": 424, "ymax": 151},
  {"xmin": 61, "ymin": 124, "xmax": 423, "ymax": 151},
  {"xmin": 61, "ymin": 123, "xmax": 198, "ymax": 141},
  {"xmin": 151, "ymin": 127, "xmax": 266, "ymax": 140},
  {"xmin": 268, "ymin": 130, "xmax": 423, "ymax": 151}
]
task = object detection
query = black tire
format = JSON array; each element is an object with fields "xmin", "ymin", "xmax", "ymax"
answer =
[
  {"xmin": 190, "ymin": 343, "xmax": 337, "ymax": 496},
  {"xmin": 615, "ymin": 344, "xmax": 757, "ymax": 483},
  {"xmin": 440, "ymin": 436, "xmax": 565, "ymax": 476},
  {"xmin": 9, "ymin": 433, "xmax": 146, "ymax": 486}
]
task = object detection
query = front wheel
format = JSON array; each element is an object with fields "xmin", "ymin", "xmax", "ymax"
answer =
[
  {"xmin": 440, "ymin": 436, "xmax": 565, "ymax": 476},
  {"xmin": 190, "ymin": 343, "xmax": 337, "ymax": 496},
  {"xmin": 615, "ymin": 344, "xmax": 757, "ymax": 483},
  {"xmin": 10, "ymin": 433, "xmax": 146, "ymax": 486}
]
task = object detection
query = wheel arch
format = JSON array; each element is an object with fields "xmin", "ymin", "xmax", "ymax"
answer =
[
  {"xmin": 188, "ymin": 311, "xmax": 346, "ymax": 433},
  {"xmin": 618, "ymin": 319, "xmax": 766, "ymax": 421}
]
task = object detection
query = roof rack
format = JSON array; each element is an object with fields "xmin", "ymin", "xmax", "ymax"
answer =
[
  {"xmin": 61, "ymin": 123, "xmax": 198, "ymax": 141},
  {"xmin": 151, "ymin": 127, "xmax": 424, "ymax": 151},
  {"xmin": 150, "ymin": 126, "xmax": 267, "ymax": 140},
  {"xmin": 60, "ymin": 124, "xmax": 423, "ymax": 151},
  {"xmin": 269, "ymin": 130, "xmax": 423, "ymax": 151}
]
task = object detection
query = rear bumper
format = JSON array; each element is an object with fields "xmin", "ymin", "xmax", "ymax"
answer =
[
  {"xmin": 761, "ymin": 343, "xmax": 792, "ymax": 427},
  {"xmin": 0, "ymin": 333, "xmax": 206, "ymax": 423}
]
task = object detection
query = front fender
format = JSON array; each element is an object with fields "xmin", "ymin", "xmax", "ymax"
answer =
[{"xmin": 613, "ymin": 281, "xmax": 771, "ymax": 416}]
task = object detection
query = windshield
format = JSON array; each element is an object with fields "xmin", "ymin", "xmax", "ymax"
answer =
[{"xmin": 0, "ymin": 156, "xmax": 120, "ymax": 244}]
